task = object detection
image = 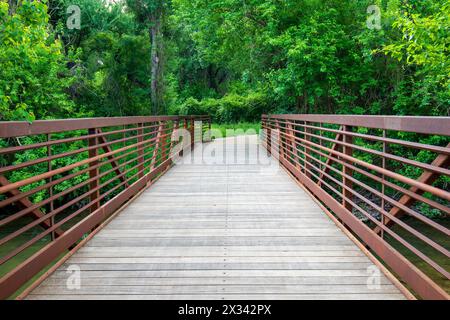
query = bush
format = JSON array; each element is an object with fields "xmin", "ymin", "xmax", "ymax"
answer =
[
  {"xmin": 0, "ymin": 0, "xmax": 74, "ymax": 121},
  {"xmin": 177, "ymin": 92, "xmax": 271, "ymax": 123}
]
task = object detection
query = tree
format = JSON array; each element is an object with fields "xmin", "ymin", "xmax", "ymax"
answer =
[
  {"xmin": 383, "ymin": 1, "xmax": 450, "ymax": 89},
  {"xmin": 127, "ymin": 0, "xmax": 166, "ymax": 114}
]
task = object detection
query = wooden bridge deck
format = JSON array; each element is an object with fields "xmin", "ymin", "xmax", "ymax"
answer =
[{"xmin": 27, "ymin": 136, "xmax": 406, "ymax": 300}]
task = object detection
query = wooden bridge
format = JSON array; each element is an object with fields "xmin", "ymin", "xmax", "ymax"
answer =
[{"xmin": 0, "ymin": 115, "xmax": 448, "ymax": 300}]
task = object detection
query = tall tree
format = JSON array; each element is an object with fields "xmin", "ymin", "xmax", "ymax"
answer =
[{"xmin": 127, "ymin": 0, "xmax": 165, "ymax": 114}]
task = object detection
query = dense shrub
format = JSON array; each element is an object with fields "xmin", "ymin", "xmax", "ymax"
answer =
[
  {"xmin": 0, "ymin": 0, "xmax": 74, "ymax": 121},
  {"xmin": 177, "ymin": 92, "xmax": 271, "ymax": 123}
]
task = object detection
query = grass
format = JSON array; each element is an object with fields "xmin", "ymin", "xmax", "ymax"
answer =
[
  {"xmin": 0, "ymin": 234, "xmax": 53, "ymax": 299},
  {"xmin": 211, "ymin": 122, "xmax": 261, "ymax": 138},
  {"xmin": 384, "ymin": 217, "xmax": 450, "ymax": 296}
]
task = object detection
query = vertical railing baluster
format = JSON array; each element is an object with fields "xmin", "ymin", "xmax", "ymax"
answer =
[
  {"xmin": 47, "ymin": 133, "xmax": 55, "ymax": 241},
  {"xmin": 208, "ymin": 117, "xmax": 212, "ymax": 142},
  {"xmin": 381, "ymin": 129, "xmax": 386, "ymax": 239},
  {"xmin": 275, "ymin": 119, "xmax": 282, "ymax": 160},
  {"xmin": 292, "ymin": 121, "xmax": 302, "ymax": 171},
  {"xmin": 161, "ymin": 121, "xmax": 170, "ymax": 162},
  {"xmin": 151, "ymin": 122, "xmax": 164, "ymax": 171},
  {"xmin": 190, "ymin": 117, "xmax": 195, "ymax": 151},
  {"xmin": 275, "ymin": 119, "xmax": 282, "ymax": 161},
  {"xmin": 266, "ymin": 117, "xmax": 271, "ymax": 156},
  {"xmin": 286, "ymin": 120, "xmax": 297, "ymax": 168},
  {"xmin": 319, "ymin": 123, "xmax": 323, "ymax": 174},
  {"xmin": 342, "ymin": 125, "xmax": 353, "ymax": 212},
  {"xmin": 170, "ymin": 120, "xmax": 180, "ymax": 163},
  {"xmin": 137, "ymin": 123, "xmax": 144, "ymax": 178},
  {"xmin": 88, "ymin": 128, "xmax": 100, "ymax": 213},
  {"xmin": 304, "ymin": 121, "xmax": 312, "ymax": 179}
]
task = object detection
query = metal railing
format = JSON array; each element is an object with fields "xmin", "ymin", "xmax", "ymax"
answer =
[
  {"xmin": 262, "ymin": 114, "xmax": 450, "ymax": 300},
  {"xmin": 0, "ymin": 115, "xmax": 211, "ymax": 299}
]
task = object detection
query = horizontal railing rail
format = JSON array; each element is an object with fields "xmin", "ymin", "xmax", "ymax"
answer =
[
  {"xmin": 262, "ymin": 114, "xmax": 450, "ymax": 300},
  {"xmin": 0, "ymin": 115, "xmax": 211, "ymax": 299}
]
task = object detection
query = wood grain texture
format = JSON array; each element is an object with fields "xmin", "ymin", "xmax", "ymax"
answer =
[{"xmin": 27, "ymin": 136, "xmax": 406, "ymax": 300}]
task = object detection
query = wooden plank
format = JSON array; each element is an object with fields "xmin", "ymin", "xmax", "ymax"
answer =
[
  {"xmin": 56, "ymin": 262, "xmax": 374, "ymax": 271},
  {"xmin": 95, "ymin": 229, "xmax": 343, "ymax": 237},
  {"xmin": 85, "ymin": 238, "xmax": 354, "ymax": 247},
  {"xmin": 74, "ymin": 250, "xmax": 365, "ymax": 258},
  {"xmin": 31, "ymin": 284, "xmax": 400, "ymax": 295},
  {"xmin": 37, "ymin": 276, "xmax": 392, "ymax": 286},
  {"xmin": 47, "ymin": 269, "xmax": 390, "ymax": 278},
  {"xmin": 67, "ymin": 256, "xmax": 371, "ymax": 264},
  {"xmin": 105, "ymin": 219, "xmax": 334, "ymax": 227},
  {"xmin": 27, "ymin": 293, "xmax": 406, "ymax": 300}
]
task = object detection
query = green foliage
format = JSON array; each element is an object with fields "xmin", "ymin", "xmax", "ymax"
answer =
[
  {"xmin": 382, "ymin": 1, "xmax": 450, "ymax": 88},
  {"xmin": 2, "ymin": 0, "xmax": 447, "ymax": 121},
  {"xmin": 73, "ymin": 32, "xmax": 152, "ymax": 116},
  {"xmin": 48, "ymin": 0, "xmax": 152, "ymax": 117},
  {"xmin": 381, "ymin": 0, "xmax": 450, "ymax": 116},
  {"xmin": 175, "ymin": 91, "xmax": 271, "ymax": 123},
  {"xmin": 211, "ymin": 122, "xmax": 261, "ymax": 137},
  {"xmin": 168, "ymin": 0, "xmax": 448, "ymax": 117},
  {"xmin": 0, "ymin": 0, "xmax": 74, "ymax": 121}
]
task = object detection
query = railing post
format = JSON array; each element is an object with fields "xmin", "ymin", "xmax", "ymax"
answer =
[
  {"xmin": 190, "ymin": 117, "xmax": 195, "ymax": 151},
  {"xmin": 170, "ymin": 120, "xmax": 180, "ymax": 162},
  {"xmin": 381, "ymin": 129, "xmax": 386, "ymax": 239},
  {"xmin": 88, "ymin": 128, "xmax": 100, "ymax": 212},
  {"xmin": 275, "ymin": 119, "xmax": 282, "ymax": 160},
  {"xmin": 160, "ymin": 122, "xmax": 170, "ymax": 162},
  {"xmin": 342, "ymin": 125, "xmax": 353, "ymax": 212},
  {"xmin": 47, "ymin": 134, "xmax": 55, "ymax": 241},
  {"xmin": 180, "ymin": 118, "xmax": 189, "ymax": 157},
  {"xmin": 207, "ymin": 117, "xmax": 212, "ymax": 142},
  {"xmin": 266, "ymin": 117, "xmax": 272, "ymax": 155},
  {"xmin": 151, "ymin": 122, "xmax": 164, "ymax": 170},
  {"xmin": 304, "ymin": 121, "xmax": 312, "ymax": 179},
  {"xmin": 137, "ymin": 123, "xmax": 144, "ymax": 179},
  {"xmin": 286, "ymin": 121, "xmax": 301, "ymax": 171}
]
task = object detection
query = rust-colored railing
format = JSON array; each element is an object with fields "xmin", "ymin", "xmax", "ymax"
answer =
[
  {"xmin": 262, "ymin": 114, "xmax": 450, "ymax": 300},
  {"xmin": 0, "ymin": 115, "xmax": 211, "ymax": 299}
]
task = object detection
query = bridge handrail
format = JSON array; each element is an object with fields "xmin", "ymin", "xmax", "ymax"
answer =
[
  {"xmin": 0, "ymin": 115, "xmax": 211, "ymax": 299},
  {"xmin": 262, "ymin": 114, "xmax": 450, "ymax": 300}
]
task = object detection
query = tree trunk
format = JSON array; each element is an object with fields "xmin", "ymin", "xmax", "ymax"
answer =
[
  {"xmin": 8, "ymin": 0, "xmax": 18, "ymax": 15},
  {"xmin": 149, "ymin": 9, "xmax": 162, "ymax": 115}
]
